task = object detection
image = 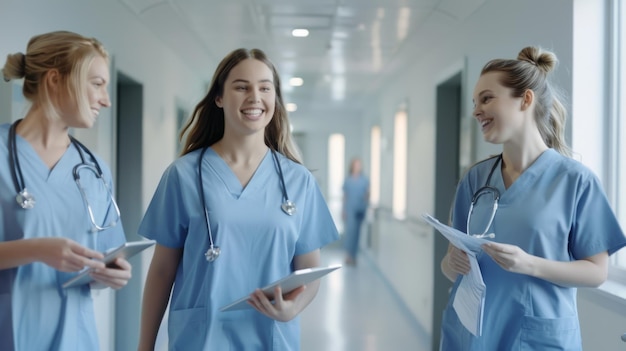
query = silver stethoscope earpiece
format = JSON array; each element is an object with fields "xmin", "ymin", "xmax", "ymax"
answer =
[{"xmin": 198, "ymin": 147, "xmax": 296, "ymax": 262}]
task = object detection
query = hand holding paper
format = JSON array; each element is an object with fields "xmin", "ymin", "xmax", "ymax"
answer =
[
  {"xmin": 422, "ymin": 213, "xmax": 489, "ymax": 337},
  {"xmin": 421, "ymin": 213, "xmax": 492, "ymax": 253}
]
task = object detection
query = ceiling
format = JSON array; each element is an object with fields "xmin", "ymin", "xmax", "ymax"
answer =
[{"xmin": 117, "ymin": 0, "xmax": 485, "ymax": 119}]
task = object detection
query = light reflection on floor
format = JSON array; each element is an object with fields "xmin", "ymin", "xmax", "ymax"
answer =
[{"xmin": 300, "ymin": 242, "xmax": 429, "ymax": 351}]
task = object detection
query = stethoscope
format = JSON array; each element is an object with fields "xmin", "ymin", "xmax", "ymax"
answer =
[
  {"xmin": 466, "ymin": 154, "xmax": 502, "ymax": 239},
  {"xmin": 198, "ymin": 147, "xmax": 295, "ymax": 262},
  {"xmin": 8, "ymin": 119, "xmax": 120, "ymax": 231}
]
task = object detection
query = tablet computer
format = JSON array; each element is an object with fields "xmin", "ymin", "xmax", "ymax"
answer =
[
  {"xmin": 220, "ymin": 264, "xmax": 342, "ymax": 312},
  {"xmin": 62, "ymin": 240, "xmax": 156, "ymax": 288}
]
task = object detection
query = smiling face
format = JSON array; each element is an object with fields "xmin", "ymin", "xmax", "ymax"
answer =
[
  {"xmin": 215, "ymin": 58, "xmax": 276, "ymax": 139},
  {"xmin": 57, "ymin": 54, "xmax": 111, "ymax": 128},
  {"xmin": 472, "ymin": 71, "xmax": 526, "ymax": 144}
]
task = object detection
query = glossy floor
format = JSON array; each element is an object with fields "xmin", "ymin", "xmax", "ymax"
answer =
[
  {"xmin": 300, "ymin": 242, "xmax": 429, "ymax": 351},
  {"xmin": 153, "ymin": 241, "xmax": 430, "ymax": 351}
]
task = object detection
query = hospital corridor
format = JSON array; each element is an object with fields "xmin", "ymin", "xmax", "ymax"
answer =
[
  {"xmin": 299, "ymin": 240, "xmax": 429, "ymax": 351},
  {"xmin": 3, "ymin": 0, "xmax": 626, "ymax": 350}
]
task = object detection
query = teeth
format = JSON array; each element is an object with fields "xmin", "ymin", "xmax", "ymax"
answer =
[{"xmin": 242, "ymin": 109, "xmax": 262, "ymax": 115}]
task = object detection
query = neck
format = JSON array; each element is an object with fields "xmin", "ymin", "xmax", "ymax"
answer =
[
  {"xmin": 16, "ymin": 109, "xmax": 70, "ymax": 149},
  {"xmin": 501, "ymin": 144, "xmax": 548, "ymax": 174},
  {"xmin": 501, "ymin": 125, "xmax": 548, "ymax": 173},
  {"xmin": 211, "ymin": 138, "xmax": 268, "ymax": 166}
]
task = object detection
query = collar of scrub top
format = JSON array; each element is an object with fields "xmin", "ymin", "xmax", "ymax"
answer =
[
  {"xmin": 8, "ymin": 119, "xmax": 121, "ymax": 232},
  {"xmin": 466, "ymin": 154, "xmax": 502, "ymax": 239},
  {"xmin": 197, "ymin": 146, "xmax": 296, "ymax": 262}
]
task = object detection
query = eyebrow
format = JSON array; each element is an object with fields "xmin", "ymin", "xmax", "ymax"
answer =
[
  {"xmin": 231, "ymin": 78, "xmax": 274, "ymax": 85},
  {"xmin": 471, "ymin": 89, "xmax": 493, "ymax": 104},
  {"xmin": 474, "ymin": 89, "xmax": 493, "ymax": 99},
  {"xmin": 89, "ymin": 75, "xmax": 108, "ymax": 83}
]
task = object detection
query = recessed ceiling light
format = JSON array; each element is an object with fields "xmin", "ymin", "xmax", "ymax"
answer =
[
  {"xmin": 289, "ymin": 77, "xmax": 304, "ymax": 87},
  {"xmin": 292, "ymin": 29, "xmax": 309, "ymax": 37},
  {"xmin": 286, "ymin": 103, "xmax": 298, "ymax": 112}
]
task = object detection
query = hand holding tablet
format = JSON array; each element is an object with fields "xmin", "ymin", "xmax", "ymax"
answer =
[
  {"xmin": 220, "ymin": 264, "xmax": 342, "ymax": 312},
  {"xmin": 62, "ymin": 240, "xmax": 156, "ymax": 288}
]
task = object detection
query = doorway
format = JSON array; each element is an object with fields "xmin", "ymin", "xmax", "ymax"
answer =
[
  {"xmin": 114, "ymin": 72, "xmax": 144, "ymax": 351},
  {"xmin": 432, "ymin": 71, "xmax": 463, "ymax": 351}
]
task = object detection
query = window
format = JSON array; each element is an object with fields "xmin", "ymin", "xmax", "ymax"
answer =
[
  {"xmin": 370, "ymin": 126, "xmax": 381, "ymax": 206},
  {"xmin": 328, "ymin": 133, "xmax": 346, "ymax": 232},
  {"xmin": 612, "ymin": 0, "xmax": 626, "ymax": 273},
  {"xmin": 392, "ymin": 108, "xmax": 407, "ymax": 220}
]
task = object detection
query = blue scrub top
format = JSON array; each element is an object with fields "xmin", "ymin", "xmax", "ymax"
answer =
[
  {"xmin": 0, "ymin": 123, "xmax": 126, "ymax": 351},
  {"xmin": 342, "ymin": 174, "xmax": 369, "ymax": 215},
  {"xmin": 441, "ymin": 149, "xmax": 626, "ymax": 351},
  {"xmin": 138, "ymin": 148, "xmax": 339, "ymax": 351}
]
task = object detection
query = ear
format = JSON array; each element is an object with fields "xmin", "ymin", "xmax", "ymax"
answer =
[
  {"xmin": 44, "ymin": 69, "xmax": 61, "ymax": 90},
  {"xmin": 521, "ymin": 89, "xmax": 534, "ymax": 111},
  {"xmin": 215, "ymin": 96, "xmax": 223, "ymax": 108}
]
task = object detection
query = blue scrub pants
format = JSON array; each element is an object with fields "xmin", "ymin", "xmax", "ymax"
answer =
[{"xmin": 343, "ymin": 210, "xmax": 365, "ymax": 258}]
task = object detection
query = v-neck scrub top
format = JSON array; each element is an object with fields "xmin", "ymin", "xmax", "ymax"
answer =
[
  {"xmin": 0, "ymin": 123, "xmax": 126, "ymax": 351},
  {"xmin": 138, "ymin": 148, "xmax": 339, "ymax": 351},
  {"xmin": 440, "ymin": 149, "xmax": 626, "ymax": 351}
]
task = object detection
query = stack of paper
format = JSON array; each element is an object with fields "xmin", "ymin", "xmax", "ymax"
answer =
[{"xmin": 421, "ymin": 213, "xmax": 491, "ymax": 336}]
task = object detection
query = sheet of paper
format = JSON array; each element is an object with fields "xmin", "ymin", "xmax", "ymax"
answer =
[
  {"xmin": 451, "ymin": 251, "xmax": 485, "ymax": 336},
  {"xmin": 421, "ymin": 213, "xmax": 491, "ymax": 253},
  {"xmin": 421, "ymin": 213, "xmax": 487, "ymax": 336}
]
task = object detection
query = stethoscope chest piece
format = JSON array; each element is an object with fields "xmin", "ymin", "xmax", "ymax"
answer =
[
  {"xmin": 205, "ymin": 245, "xmax": 221, "ymax": 262},
  {"xmin": 16, "ymin": 188, "xmax": 35, "ymax": 209},
  {"xmin": 281, "ymin": 200, "xmax": 296, "ymax": 216}
]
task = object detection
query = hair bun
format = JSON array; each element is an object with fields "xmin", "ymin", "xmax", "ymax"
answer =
[
  {"xmin": 2, "ymin": 52, "xmax": 26, "ymax": 81},
  {"xmin": 517, "ymin": 46, "xmax": 558, "ymax": 74}
]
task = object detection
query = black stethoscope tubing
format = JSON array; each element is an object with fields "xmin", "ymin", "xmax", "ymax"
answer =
[
  {"xmin": 470, "ymin": 154, "xmax": 502, "ymax": 202},
  {"xmin": 9, "ymin": 120, "xmax": 28, "ymax": 196},
  {"xmin": 467, "ymin": 154, "xmax": 502, "ymax": 237},
  {"xmin": 9, "ymin": 119, "xmax": 105, "ymax": 208}
]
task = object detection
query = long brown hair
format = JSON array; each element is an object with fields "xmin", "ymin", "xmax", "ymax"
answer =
[{"xmin": 179, "ymin": 48, "xmax": 301, "ymax": 163}]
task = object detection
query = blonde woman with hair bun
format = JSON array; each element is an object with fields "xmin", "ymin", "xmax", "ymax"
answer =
[
  {"xmin": 0, "ymin": 31, "xmax": 132, "ymax": 350},
  {"xmin": 439, "ymin": 46, "xmax": 626, "ymax": 350}
]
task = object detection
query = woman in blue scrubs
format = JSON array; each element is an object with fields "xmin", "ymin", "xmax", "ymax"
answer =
[
  {"xmin": 138, "ymin": 48, "xmax": 339, "ymax": 350},
  {"xmin": 342, "ymin": 157, "xmax": 369, "ymax": 265},
  {"xmin": 440, "ymin": 46, "xmax": 626, "ymax": 350},
  {"xmin": 0, "ymin": 31, "xmax": 132, "ymax": 350}
]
